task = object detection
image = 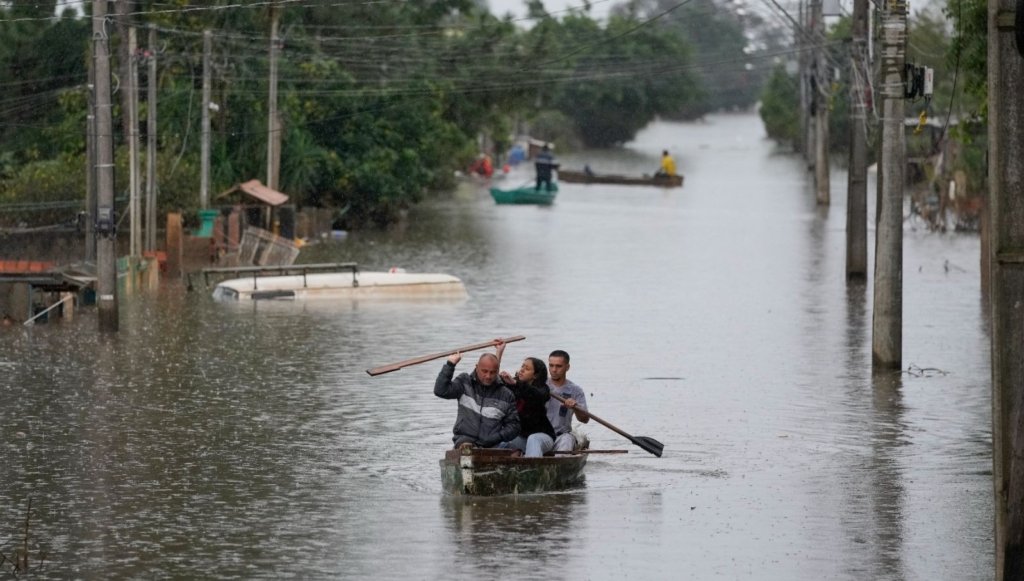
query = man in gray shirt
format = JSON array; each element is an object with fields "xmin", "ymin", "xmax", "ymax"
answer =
[{"xmin": 545, "ymin": 349, "xmax": 590, "ymax": 452}]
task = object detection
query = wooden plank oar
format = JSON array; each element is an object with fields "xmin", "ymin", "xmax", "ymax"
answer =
[
  {"xmin": 366, "ymin": 335, "xmax": 526, "ymax": 376},
  {"xmin": 550, "ymin": 393, "xmax": 664, "ymax": 457}
]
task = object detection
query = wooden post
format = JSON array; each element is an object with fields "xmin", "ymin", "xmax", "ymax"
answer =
[
  {"xmin": 201, "ymin": 30, "xmax": 211, "ymax": 209},
  {"xmin": 166, "ymin": 212, "xmax": 183, "ymax": 279},
  {"xmin": 845, "ymin": 0, "xmax": 869, "ymax": 278},
  {"xmin": 266, "ymin": 4, "xmax": 281, "ymax": 191},
  {"xmin": 146, "ymin": 25, "xmax": 157, "ymax": 252},
  {"xmin": 128, "ymin": 26, "xmax": 141, "ymax": 258},
  {"xmin": 871, "ymin": 0, "xmax": 906, "ymax": 369},
  {"xmin": 61, "ymin": 292, "xmax": 74, "ymax": 321},
  {"xmin": 989, "ymin": 0, "xmax": 1024, "ymax": 574},
  {"xmin": 811, "ymin": 0, "xmax": 830, "ymax": 204}
]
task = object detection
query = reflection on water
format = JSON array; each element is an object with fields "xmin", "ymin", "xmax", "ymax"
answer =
[
  {"xmin": 443, "ymin": 492, "xmax": 586, "ymax": 572},
  {"xmin": 0, "ymin": 113, "xmax": 993, "ymax": 579},
  {"xmin": 867, "ymin": 372, "xmax": 906, "ymax": 581}
]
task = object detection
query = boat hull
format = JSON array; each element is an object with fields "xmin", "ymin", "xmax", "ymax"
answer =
[
  {"xmin": 212, "ymin": 271, "xmax": 467, "ymax": 301},
  {"xmin": 559, "ymin": 169, "xmax": 684, "ymax": 188},
  {"xmin": 489, "ymin": 184, "xmax": 558, "ymax": 205},
  {"xmin": 440, "ymin": 448, "xmax": 587, "ymax": 496}
]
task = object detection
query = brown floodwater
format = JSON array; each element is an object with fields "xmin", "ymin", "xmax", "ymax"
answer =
[{"xmin": 0, "ymin": 112, "xmax": 991, "ymax": 579}]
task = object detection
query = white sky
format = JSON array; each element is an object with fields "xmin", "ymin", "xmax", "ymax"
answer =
[{"xmin": 488, "ymin": 0, "xmax": 618, "ymax": 22}]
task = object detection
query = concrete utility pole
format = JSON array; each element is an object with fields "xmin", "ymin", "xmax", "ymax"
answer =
[
  {"xmin": 798, "ymin": 0, "xmax": 809, "ymax": 159},
  {"xmin": 128, "ymin": 26, "xmax": 141, "ymax": 258},
  {"xmin": 845, "ymin": 0, "xmax": 869, "ymax": 279},
  {"xmin": 989, "ymin": 0, "xmax": 1024, "ymax": 574},
  {"xmin": 86, "ymin": 47, "xmax": 97, "ymax": 262},
  {"xmin": 146, "ymin": 25, "xmax": 157, "ymax": 252},
  {"xmin": 201, "ymin": 29, "xmax": 211, "ymax": 209},
  {"xmin": 871, "ymin": 0, "xmax": 906, "ymax": 368},
  {"xmin": 266, "ymin": 3, "xmax": 281, "ymax": 191},
  {"xmin": 93, "ymin": 0, "xmax": 119, "ymax": 332},
  {"xmin": 811, "ymin": 0, "xmax": 830, "ymax": 204}
]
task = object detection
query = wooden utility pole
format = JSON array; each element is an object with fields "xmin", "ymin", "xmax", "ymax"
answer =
[
  {"xmin": 128, "ymin": 26, "xmax": 141, "ymax": 258},
  {"xmin": 201, "ymin": 29, "xmax": 211, "ymax": 209},
  {"xmin": 845, "ymin": 0, "xmax": 869, "ymax": 278},
  {"xmin": 266, "ymin": 6, "xmax": 281, "ymax": 191},
  {"xmin": 266, "ymin": 3, "xmax": 281, "ymax": 191},
  {"xmin": 989, "ymin": 0, "xmax": 1024, "ymax": 574},
  {"xmin": 93, "ymin": 0, "xmax": 119, "ymax": 332},
  {"xmin": 811, "ymin": 0, "xmax": 830, "ymax": 204},
  {"xmin": 146, "ymin": 25, "xmax": 157, "ymax": 252},
  {"xmin": 871, "ymin": 0, "xmax": 906, "ymax": 368}
]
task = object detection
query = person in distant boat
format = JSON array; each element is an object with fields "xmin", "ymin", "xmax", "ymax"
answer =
[
  {"xmin": 434, "ymin": 340, "xmax": 520, "ymax": 449},
  {"xmin": 469, "ymin": 153, "xmax": 494, "ymax": 178},
  {"xmin": 584, "ymin": 164, "xmax": 595, "ymax": 177},
  {"xmin": 534, "ymin": 143, "xmax": 559, "ymax": 191},
  {"xmin": 498, "ymin": 356, "xmax": 557, "ymax": 457},
  {"xmin": 655, "ymin": 149, "xmax": 677, "ymax": 177},
  {"xmin": 546, "ymin": 349, "xmax": 590, "ymax": 452}
]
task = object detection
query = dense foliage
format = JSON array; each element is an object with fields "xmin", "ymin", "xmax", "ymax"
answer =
[
  {"xmin": 757, "ymin": 6, "xmax": 977, "ymax": 165},
  {"xmin": 538, "ymin": 14, "xmax": 703, "ymax": 146},
  {"xmin": 617, "ymin": 0, "xmax": 782, "ymax": 118},
  {"xmin": 0, "ymin": 0, "xmax": 763, "ymax": 228},
  {"xmin": 758, "ymin": 65, "xmax": 799, "ymax": 147}
]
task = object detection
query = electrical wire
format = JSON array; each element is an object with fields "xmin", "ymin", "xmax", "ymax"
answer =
[{"xmin": 937, "ymin": 0, "xmax": 962, "ymax": 141}]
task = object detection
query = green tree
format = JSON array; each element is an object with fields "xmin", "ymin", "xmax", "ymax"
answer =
[
  {"xmin": 758, "ymin": 65, "xmax": 799, "ymax": 147},
  {"xmin": 538, "ymin": 14, "xmax": 703, "ymax": 146}
]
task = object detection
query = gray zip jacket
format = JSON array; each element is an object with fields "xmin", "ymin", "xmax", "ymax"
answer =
[{"xmin": 434, "ymin": 361, "xmax": 520, "ymax": 447}]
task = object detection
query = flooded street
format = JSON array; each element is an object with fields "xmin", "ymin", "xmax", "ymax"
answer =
[{"xmin": 1, "ymin": 112, "xmax": 992, "ymax": 579}]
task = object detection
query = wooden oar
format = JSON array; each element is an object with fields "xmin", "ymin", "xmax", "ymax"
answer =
[
  {"xmin": 550, "ymin": 393, "xmax": 664, "ymax": 457},
  {"xmin": 366, "ymin": 335, "xmax": 526, "ymax": 376}
]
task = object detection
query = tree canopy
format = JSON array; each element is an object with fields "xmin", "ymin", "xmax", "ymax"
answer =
[{"xmin": 0, "ymin": 0, "xmax": 764, "ymax": 228}]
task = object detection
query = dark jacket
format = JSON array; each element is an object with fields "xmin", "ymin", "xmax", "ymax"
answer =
[
  {"xmin": 434, "ymin": 361, "xmax": 520, "ymax": 447},
  {"xmin": 505, "ymin": 379, "xmax": 556, "ymax": 440},
  {"xmin": 535, "ymin": 150, "xmax": 558, "ymax": 180}
]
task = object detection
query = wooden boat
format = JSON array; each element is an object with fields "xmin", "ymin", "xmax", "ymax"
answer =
[
  {"xmin": 208, "ymin": 263, "xmax": 466, "ymax": 301},
  {"xmin": 489, "ymin": 183, "xmax": 558, "ymax": 205},
  {"xmin": 440, "ymin": 447, "xmax": 587, "ymax": 495},
  {"xmin": 558, "ymin": 168, "xmax": 684, "ymax": 188}
]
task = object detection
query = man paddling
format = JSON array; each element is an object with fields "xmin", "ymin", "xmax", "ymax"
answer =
[
  {"xmin": 534, "ymin": 143, "xmax": 558, "ymax": 191},
  {"xmin": 434, "ymin": 342, "xmax": 520, "ymax": 449},
  {"xmin": 546, "ymin": 349, "xmax": 590, "ymax": 452}
]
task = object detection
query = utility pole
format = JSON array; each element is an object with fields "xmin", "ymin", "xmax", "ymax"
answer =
[
  {"xmin": 201, "ymin": 29, "xmax": 211, "ymax": 209},
  {"xmin": 803, "ymin": 2, "xmax": 817, "ymax": 169},
  {"xmin": 86, "ymin": 46, "xmax": 97, "ymax": 263},
  {"xmin": 871, "ymin": 0, "xmax": 906, "ymax": 368},
  {"xmin": 988, "ymin": 0, "xmax": 1024, "ymax": 573},
  {"xmin": 128, "ymin": 26, "xmax": 141, "ymax": 258},
  {"xmin": 798, "ymin": 0, "xmax": 809, "ymax": 159},
  {"xmin": 811, "ymin": 0, "xmax": 830, "ymax": 204},
  {"xmin": 146, "ymin": 25, "xmax": 157, "ymax": 252},
  {"xmin": 266, "ymin": 3, "xmax": 281, "ymax": 191},
  {"xmin": 93, "ymin": 0, "xmax": 119, "ymax": 332},
  {"xmin": 845, "ymin": 0, "xmax": 869, "ymax": 279}
]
